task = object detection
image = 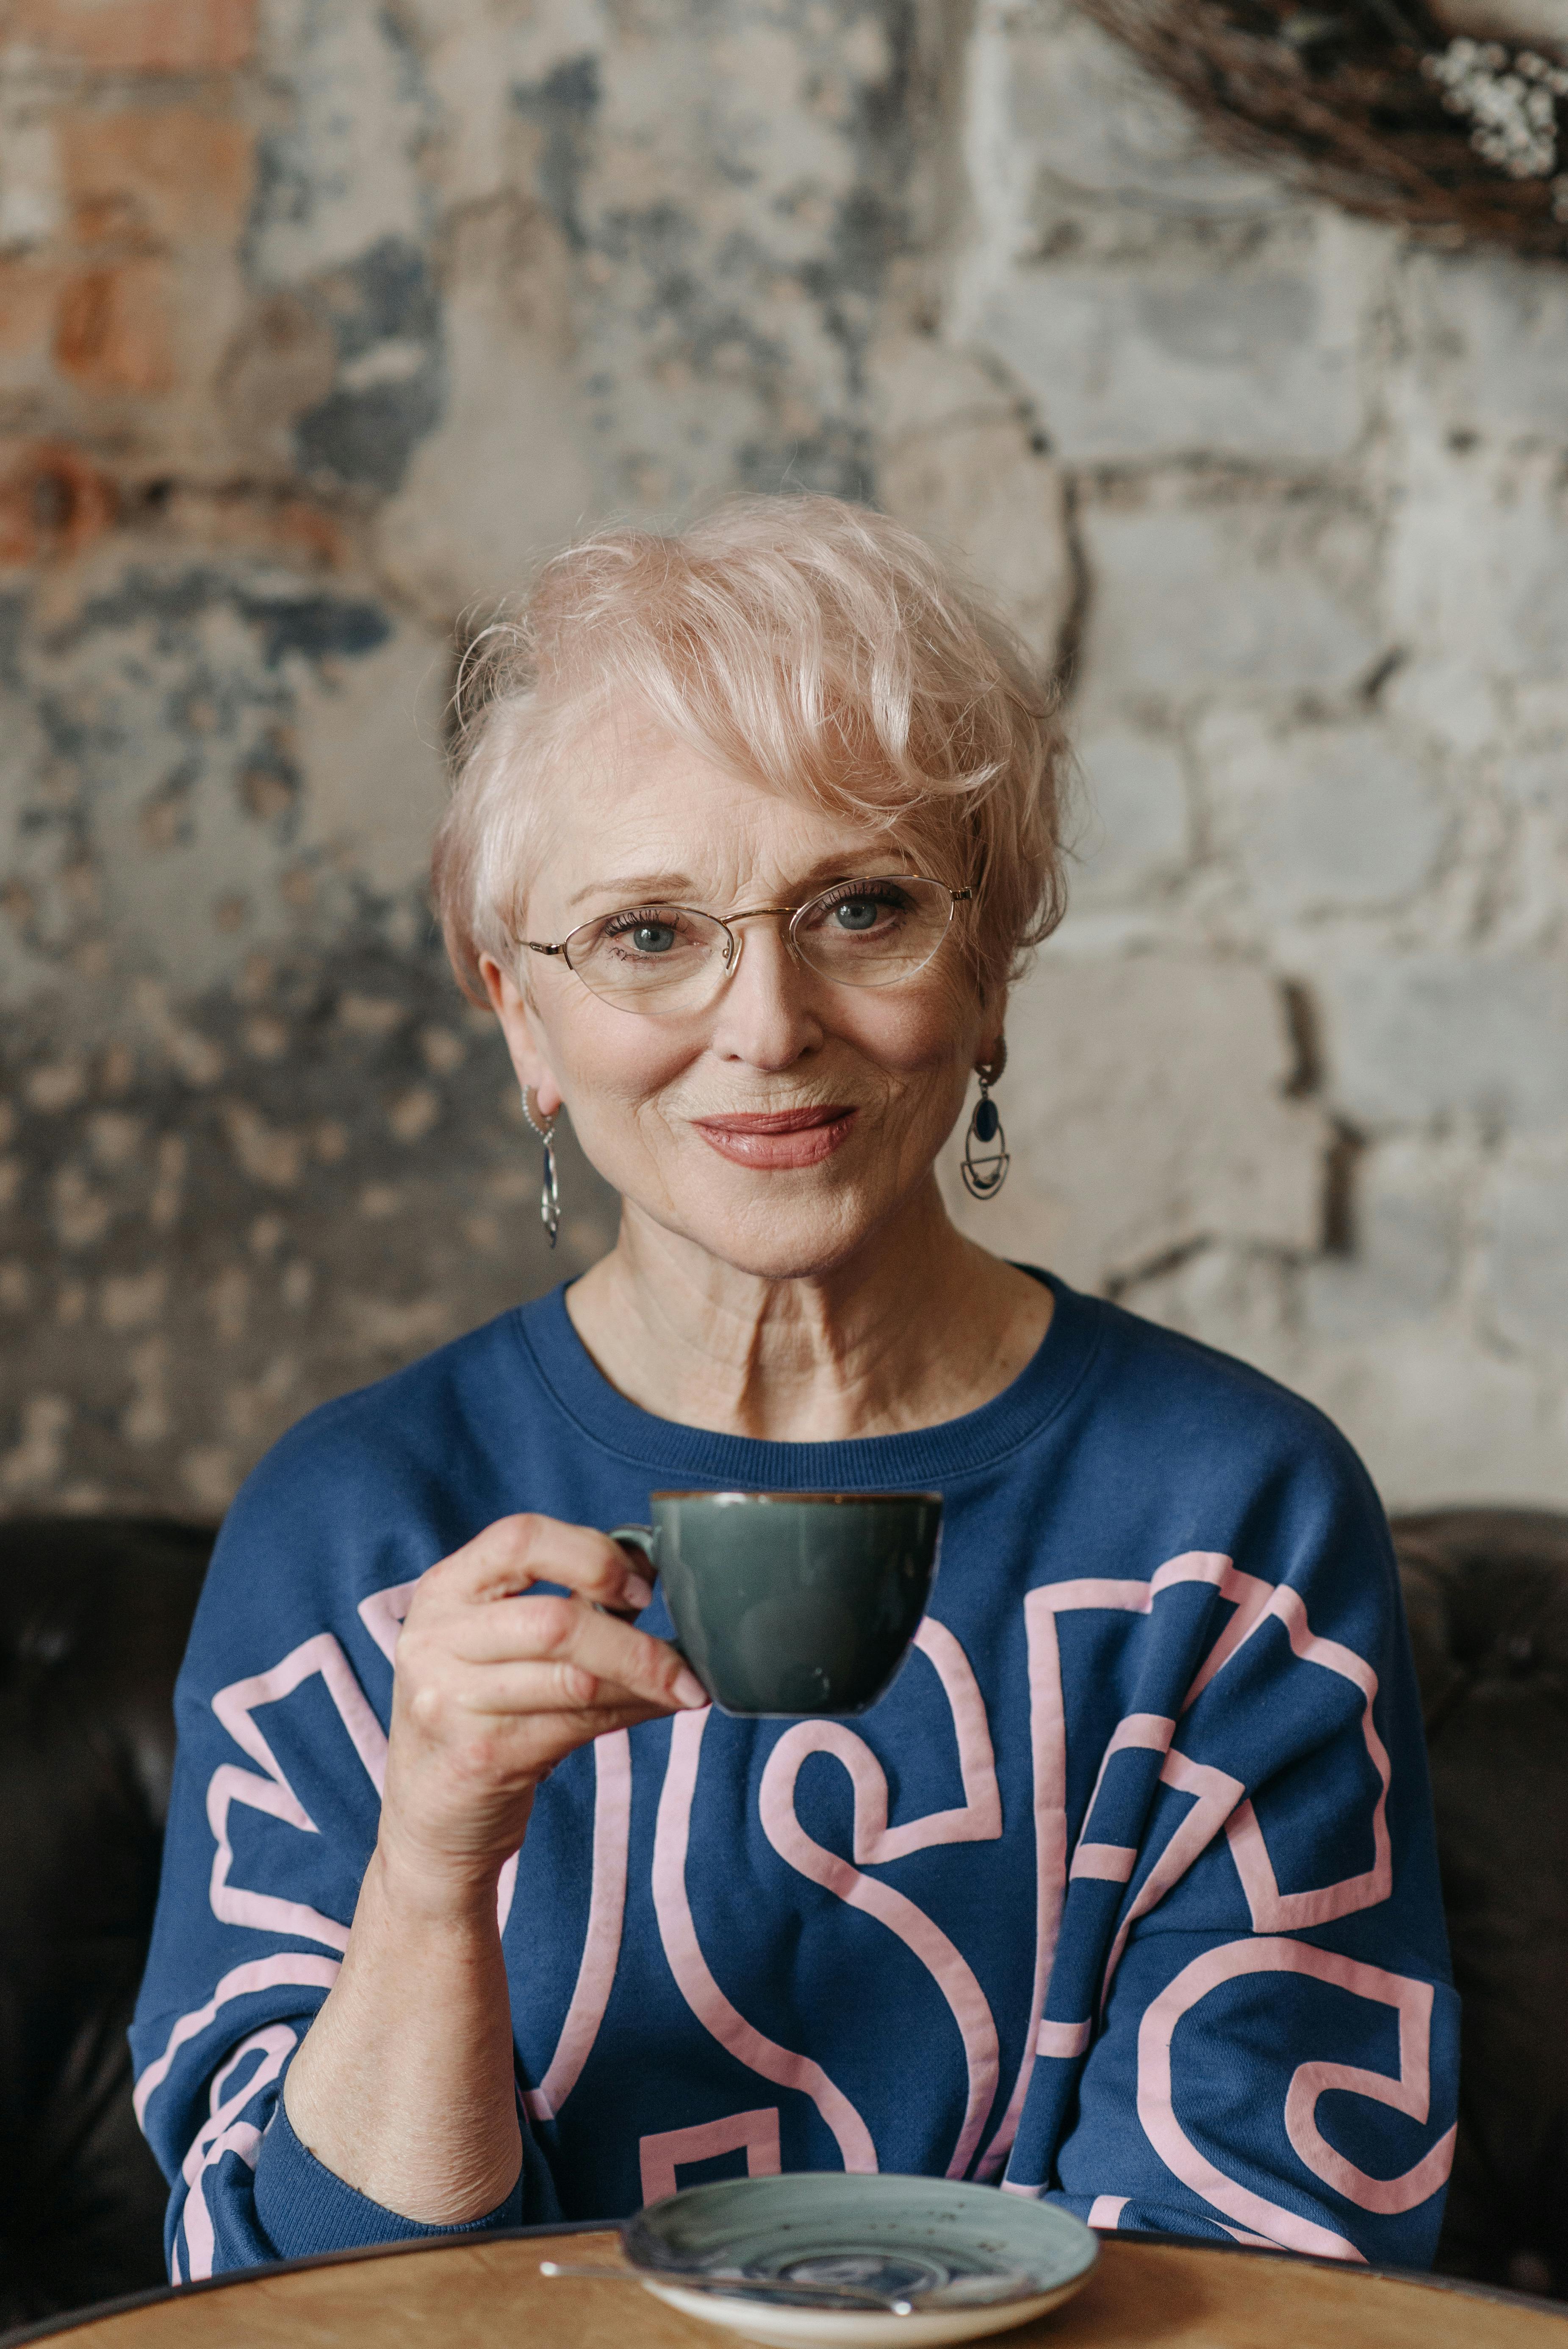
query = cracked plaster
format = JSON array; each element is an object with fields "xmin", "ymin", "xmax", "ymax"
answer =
[{"xmin": 1, "ymin": 0, "xmax": 1565, "ymax": 1517}]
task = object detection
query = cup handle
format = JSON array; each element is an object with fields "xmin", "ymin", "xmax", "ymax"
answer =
[
  {"xmin": 608, "ymin": 1525, "xmax": 697, "ymax": 1675},
  {"xmin": 610, "ymin": 1524, "xmax": 657, "ymax": 1572},
  {"xmin": 594, "ymin": 1525, "xmax": 659, "ymax": 1622}
]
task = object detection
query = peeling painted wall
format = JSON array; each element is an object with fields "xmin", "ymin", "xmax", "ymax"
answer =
[{"xmin": 1, "ymin": 0, "xmax": 1565, "ymax": 1516}]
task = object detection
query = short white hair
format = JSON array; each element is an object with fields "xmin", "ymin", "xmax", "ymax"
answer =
[{"xmin": 432, "ymin": 493, "xmax": 1071, "ymax": 1002}]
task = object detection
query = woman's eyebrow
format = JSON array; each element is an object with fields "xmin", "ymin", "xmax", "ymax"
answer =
[
  {"xmin": 567, "ymin": 873, "xmax": 694, "ymax": 909},
  {"xmin": 566, "ymin": 858, "xmax": 901, "ymax": 911}
]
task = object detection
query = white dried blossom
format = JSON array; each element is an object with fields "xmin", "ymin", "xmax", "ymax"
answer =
[{"xmin": 1424, "ymin": 33, "xmax": 1568, "ymax": 177}]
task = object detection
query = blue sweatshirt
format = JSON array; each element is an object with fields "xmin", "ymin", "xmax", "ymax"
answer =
[{"xmin": 132, "ymin": 1273, "xmax": 1457, "ymax": 2282}]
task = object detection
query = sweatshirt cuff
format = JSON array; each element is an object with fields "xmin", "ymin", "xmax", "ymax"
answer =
[{"xmin": 253, "ymin": 2095, "xmax": 524, "ymax": 2260}]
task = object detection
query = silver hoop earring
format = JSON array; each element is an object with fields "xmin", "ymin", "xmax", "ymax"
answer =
[
  {"xmin": 961, "ymin": 1059, "xmax": 1009, "ymax": 1201},
  {"xmin": 521, "ymin": 1088, "xmax": 561, "ymax": 1248}
]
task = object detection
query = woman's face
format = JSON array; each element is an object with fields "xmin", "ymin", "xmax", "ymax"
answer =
[{"xmin": 482, "ymin": 717, "xmax": 1002, "ymax": 1282}]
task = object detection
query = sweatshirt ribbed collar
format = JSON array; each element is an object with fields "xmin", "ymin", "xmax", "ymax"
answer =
[{"xmin": 510, "ymin": 1267, "xmax": 1101, "ymax": 1492}]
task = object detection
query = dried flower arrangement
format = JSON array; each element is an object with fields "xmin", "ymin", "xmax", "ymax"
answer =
[{"xmin": 1073, "ymin": 0, "xmax": 1568, "ymax": 257}]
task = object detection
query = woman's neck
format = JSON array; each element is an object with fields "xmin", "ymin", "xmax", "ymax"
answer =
[{"xmin": 564, "ymin": 1178, "xmax": 1054, "ymax": 1444}]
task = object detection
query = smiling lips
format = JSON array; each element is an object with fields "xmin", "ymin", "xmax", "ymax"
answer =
[{"xmin": 693, "ymin": 1105, "xmax": 859, "ymax": 1168}]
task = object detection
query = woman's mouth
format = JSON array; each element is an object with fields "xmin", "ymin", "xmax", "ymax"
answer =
[{"xmin": 693, "ymin": 1106, "xmax": 859, "ymax": 1169}]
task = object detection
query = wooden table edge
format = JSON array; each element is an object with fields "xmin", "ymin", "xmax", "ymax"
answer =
[
  {"xmin": 0, "ymin": 2216, "xmax": 616, "ymax": 2349},
  {"xmin": 5, "ymin": 2225, "xmax": 1566, "ymax": 2349}
]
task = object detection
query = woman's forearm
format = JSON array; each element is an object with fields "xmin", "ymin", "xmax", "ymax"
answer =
[
  {"xmin": 277, "ymin": 1515, "xmax": 696, "ymax": 2227},
  {"xmin": 282, "ymin": 1840, "xmax": 523, "ymax": 2225}
]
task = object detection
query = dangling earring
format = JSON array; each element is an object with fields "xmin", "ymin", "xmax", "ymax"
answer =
[
  {"xmin": 961, "ymin": 1048, "xmax": 1009, "ymax": 1201},
  {"xmin": 521, "ymin": 1088, "xmax": 561, "ymax": 1247}
]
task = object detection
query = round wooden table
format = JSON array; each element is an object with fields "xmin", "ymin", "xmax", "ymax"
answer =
[{"xmin": 11, "ymin": 2229, "xmax": 1568, "ymax": 2349}]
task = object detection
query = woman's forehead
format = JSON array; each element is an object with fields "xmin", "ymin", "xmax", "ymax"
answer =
[{"xmin": 536, "ymin": 722, "xmax": 905, "ymax": 902}]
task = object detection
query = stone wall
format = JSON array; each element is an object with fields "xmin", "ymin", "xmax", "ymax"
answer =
[{"xmin": 1, "ymin": 0, "xmax": 1564, "ymax": 1518}]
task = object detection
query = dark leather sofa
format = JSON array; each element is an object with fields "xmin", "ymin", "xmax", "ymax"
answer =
[
  {"xmin": 1395, "ymin": 1511, "xmax": 1568, "ymax": 2299},
  {"xmin": 0, "ymin": 1519, "xmax": 211, "ymax": 2330},
  {"xmin": 0, "ymin": 1506, "xmax": 1564, "ymax": 2328}
]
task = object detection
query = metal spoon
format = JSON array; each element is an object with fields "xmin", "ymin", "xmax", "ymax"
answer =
[{"xmin": 538, "ymin": 2259, "xmax": 1036, "ymax": 2316}]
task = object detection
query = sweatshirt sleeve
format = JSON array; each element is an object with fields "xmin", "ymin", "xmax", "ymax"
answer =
[
  {"xmin": 129, "ymin": 1408, "xmax": 563, "ymax": 2280},
  {"xmin": 1005, "ymin": 1431, "xmax": 1459, "ymax": 2268}
]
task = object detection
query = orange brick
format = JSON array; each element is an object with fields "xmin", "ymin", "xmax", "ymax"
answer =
[
  {"xmin": 269, "ymin": 499, "xmax": 349, "ymax": 569},
  {"xmin": 0, "ymin": 441, "xmax": 118, "ymax": 569},
  {"xmin": 148, "ymin": 485, "xmax": 349, "ymax": 571},
  {"xmin": 57, "ymin": 109, "xmax": 255, "ymax": 246},
  {"xmin": 15, "ymin": 0, "xmax": 255, "ymax": 72},
  {"xmin": 0, "ymin": 259, "xmax": 61, "ymax": 364},
  {"xmin": 0, "ymin": 472, "xmax": 33, "ymax": 570},
  {"xmin": 55, "ymin": 259, "xmax": 176, "ymax": 394}
]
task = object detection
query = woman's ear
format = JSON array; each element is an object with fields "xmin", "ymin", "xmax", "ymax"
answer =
[
  {"xmin": 975, "ymin": 984, "xmax": 1009, "ymax": 1076},
  {"xmin": 478, "ymin": 954, "xmax": 565, "ymax": 1120}
]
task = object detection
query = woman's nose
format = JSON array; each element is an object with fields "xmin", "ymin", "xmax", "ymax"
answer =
[{"xmin": 706, "ymin": 918, "xmax": 822, "ymax": 1067}]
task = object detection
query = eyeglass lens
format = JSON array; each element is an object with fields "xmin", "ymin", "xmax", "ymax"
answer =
[{"xmin": 563, "ymin": 877, "xmax": 955, "ymax": 1010}]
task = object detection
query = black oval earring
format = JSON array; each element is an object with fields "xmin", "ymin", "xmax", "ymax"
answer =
[{"xmin": 961, "ymin": 1055, "xmax": 1009, "ymax": 1201}]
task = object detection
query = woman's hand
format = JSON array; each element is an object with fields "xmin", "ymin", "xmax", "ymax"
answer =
[
  {"xmin": 286, "ymin": 1514, "xmax": 701, "ymax": 2223},
  {"xmin": 379, "ymin": 1512, "xmax": 707, "ymax": 1909}
]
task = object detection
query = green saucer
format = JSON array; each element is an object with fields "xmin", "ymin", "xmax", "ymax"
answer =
[{"xmin": 621, "ymin": 2174, "xmax": 1099, "ymax": 2349}]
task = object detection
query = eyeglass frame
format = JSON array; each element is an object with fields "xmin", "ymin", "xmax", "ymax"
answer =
[{"xmin": 518, "ymin": 874, "xmax": 974, "ymax": 1010}]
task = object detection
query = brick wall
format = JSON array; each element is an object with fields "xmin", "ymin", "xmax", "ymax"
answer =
[{"xmin": 0, "ymin": 0, "xmax": 1564, "ymax": 1514}]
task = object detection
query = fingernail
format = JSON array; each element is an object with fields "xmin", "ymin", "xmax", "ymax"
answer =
[
  {"xmin": 622, "ymin": 1572, "xmax": 655, "ymax": 1610},
  {"xmin": 673, "ymin": 1668, "xmax": 709, "ymax": 1709}
]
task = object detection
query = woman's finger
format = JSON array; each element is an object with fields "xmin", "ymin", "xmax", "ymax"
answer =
[
  {"xmin": 508, "ymin": 1593, "xmax": 706, "ymax": 1709},
  {"xmin": 421, "ymin": 1514, "xmax": 651, "ymax": 1611},
  {"xmin": 443, "ymin": 1586, "xmax": 662, "ymax": 1664},
  {"xmin": 438, "ymin": 1659, "xmax": 681, "ymax": 1725},
  {"xmin": 413, "ymin": 1591, "xmax": 704, "ymax": 1710}
]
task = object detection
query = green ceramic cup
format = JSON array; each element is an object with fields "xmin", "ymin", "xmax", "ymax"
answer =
[{"xmin": 614, "ymin": 1490, "xmax": 942, "ymax": 1719}]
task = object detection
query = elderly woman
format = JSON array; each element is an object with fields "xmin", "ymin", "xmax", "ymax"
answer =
[{"xmin": 134, "ymin": 497, "xmax": 1456, "ymax": 2282}]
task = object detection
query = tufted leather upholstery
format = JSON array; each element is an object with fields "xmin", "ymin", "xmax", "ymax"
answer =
[
  {"xmin": 0, "ymin": 1505, "xmax": 1562, "ymax": 2327},
  {"xmin": 1396, "ymin": 1509, "xmax": 1568, "ymax": 2300},
  {"xmin": 0, "ymin": 1517, "xmax": 213, "ymax": 2330}
]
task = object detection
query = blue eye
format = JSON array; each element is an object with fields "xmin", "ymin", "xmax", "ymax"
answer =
[
  {"xmin": 602, "ymin": 910, "xmax": 685, "ymax": 956},
  {"xmin": 832, "ymin": 899, "xmax": 883, "ymax": 932}
]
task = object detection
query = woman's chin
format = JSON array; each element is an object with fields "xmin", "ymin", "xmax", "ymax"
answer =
[{"xmin": 663, "ymin": 1178, "xmax": 898, "ymax": 1283}]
